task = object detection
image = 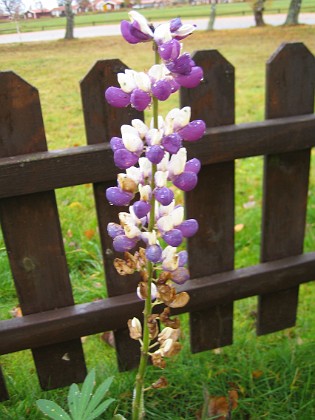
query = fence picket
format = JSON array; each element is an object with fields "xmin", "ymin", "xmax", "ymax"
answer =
[
  {"xmin": 80, "ymin": 60, "xmax": 144, "ymax": 370},
  {"xmin": 0, "ymin": 368, "xmax": 8, "ymax": 402},
  {"xmin": 181, "ymin": 51, "xmax": 235, "ymax": 351},
  {"xmin": 0, "ymin": 72, "xmax": 86, "ymax": 389},
  {"xmin": 258, "ymin": 43, "xmax": 315, "ymax": 334}
]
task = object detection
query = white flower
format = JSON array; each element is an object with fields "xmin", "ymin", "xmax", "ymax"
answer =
[
  {"xmin": 165, "ymin": 107, "xmax": 191, "ymax": 133},
  {"xmin": 134, "ymin": 71, "xmax": 151, "ymax": 92},
  {"xmin": 129, "ymin": 11, "xmax": 153, "ymax": 37},
  {"xmin": 158, "ymin": 200, "xmax": 175, "ymax": 217},
  {"xmin": 157, "ymin": 151, "xmax": 170, "ymax": 172},
  {"xmin": 153, "ymin": 22, "xmax": 172, "ymax": 44},
  {"xmin": 121, "ymin": 125, "xmax": 143, "ymax": 153},
  {"xmin": 172, "ymin": 23, "xmax": 196, "ymax": 39},
  {"xmin": 138, "ymin": 157, "xmax": 152, "ymax": 179},
  {"xmin": 139, "ymin": 184, "xmax": 152, "ymax": 201},
  {"xmin": 148, "ymin": 64, "xmax": 169, "ymax": 81},
  {"xmin": 126, "ymin": 166, "xmax": 142, "ymax": 184},
  {"xmin": 168, "ymin": 148, "xmax": 187, "ymax": 176},
  {"xmin": 162, "ymin": 246, "xmax": 179, "ymax": 271},
  {"xmin": 155, "ymin": 170, "xmax": 168, "ymax": 188},
  {"xmin": 171, "ymin": 206, "xmax": 184, "ymax": 226},
  {"xmin": 141, "ymin": 231, "xmax": 157, "ymax": 245},
  {"xmin": 118, "ymin": 70, "xmax": 137, "ymax": 93},
  {"xmin": 132, "ymin": 119, "xmax": 149, "ymax": 139},
  {"xmin": 147, "ymin": 128, "xmax": 163, "ymax": 146},
  {"xmin": 157, "ymin": 215, "xmax": 173, "ymax": 232}
]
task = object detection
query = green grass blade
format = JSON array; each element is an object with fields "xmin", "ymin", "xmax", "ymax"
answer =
[
  {"xmin": 77, "ymin": 369, "xmax": 95, "ymax": 418},
  {"xmin": 83, "ymin": 376, "xmax": 114, "ymax": 417},
  {"xmin": 67, "ymin": 383, "xmax": 81, "ymax": 419},
  {"xmin": 36, "ymin": 399, "xmax": 71, "ymax": 420},
  {"xmin": 87, "ymin": 398, "xmax": 115, "ymax": 420}
]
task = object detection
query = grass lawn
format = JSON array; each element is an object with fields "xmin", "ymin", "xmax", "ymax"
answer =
[
  {"xmin": 0, "ymin": 23, "xmax": 315, "ymax": 418},
  {"xmin": 0, "ymin": 0, "xmax": 314, "ymax": 34}
]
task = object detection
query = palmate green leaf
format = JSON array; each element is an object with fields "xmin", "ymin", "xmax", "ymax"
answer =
[
  {"xmin": 67, "ymin": 383, "xmax": 81, "ymax": 419},
  {"xmin": 77, "ymin": 369, "xmax": 96, "ymax": 417},
  {"xmin": 36, "ymin": 399, "xmax": 71, "ymax": 420},
  {"xmin": 83, "ymin": 376, "xmax": 114, "ymax": 418},
  {"xmin": 87, "ymin": 398, "xmax": 115, "ymax": 420}
]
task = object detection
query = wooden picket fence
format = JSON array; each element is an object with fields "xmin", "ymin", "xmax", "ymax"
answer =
[{"xmin": 0, "ymin": 42, "xmax": 314, "ymax": 401}]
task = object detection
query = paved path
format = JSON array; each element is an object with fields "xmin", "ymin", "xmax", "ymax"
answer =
[{"xmin": 0, "ymin": 13, "xmax": 314, "ymax": 45}]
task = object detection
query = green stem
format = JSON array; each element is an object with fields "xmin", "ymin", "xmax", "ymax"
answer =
[{"xmin": 132, "ymin": 42, "xmax": 161, "ymax": 420}]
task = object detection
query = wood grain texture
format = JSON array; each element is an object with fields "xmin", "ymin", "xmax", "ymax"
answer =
[
  {"xmin": 0, "ymin": 72, "xmax": 86, "ymax": 390},
  {"xmin": 181, "ymin": 50, "xmax": 235, "ymax": 352},
  {"xmin": 258, "ymin": 43, "xmax": 315, "ymax": 334},
  {"xmin": 81, "ymin": 60, "xmax": 143, "ymax": 370}
]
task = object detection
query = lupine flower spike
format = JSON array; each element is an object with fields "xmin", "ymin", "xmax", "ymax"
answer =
[{"xmin": 104, "ymin": 11, "xmax": 205, "ymax": 420}]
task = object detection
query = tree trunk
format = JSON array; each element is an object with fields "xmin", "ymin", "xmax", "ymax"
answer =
[
  {"xmin": 207, "ymin": 1, "xmax": 217, "ymax": 31},
  {"xmin": 64, "ymin": 0, "xmax": 74, "ymax": 40},
  {"xmin": 253, "ymin": 0, "xmax": 265, "ymax": 27},
  {"xmin": 285, "ymin": 0, "xmax": 302, "ymax": 25}
]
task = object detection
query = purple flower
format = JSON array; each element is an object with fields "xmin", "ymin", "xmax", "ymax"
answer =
[
  {"xmin": 151, "ymin": 80, "xmax": 172, "ymax": 101},
  {"xmin": 113, "ymin": 235, "xmax": 138, "ymax": 252},
  {"xmin": 166, "ymin": 53, "xmax": 194, "ymax": 76},
  {"xmin": 173, "ymin": 172, "xmax": 198, "ymax": 191},
  {"xmin": 177, "ymin": 219, "xmax": 199, "ymax": 237},
  {"xmin": 146, "ymin": 145, "xmax": 165, "ymax": 164},
  {"xmin": 158, "ymin": 39, "xmax": 181, "ymax": 61},
  {"xmin": 154, "ymin": 187, "xmax": 174, "ymax": 206},
  {"xmin": 146, "ymin": 244, "xmax": 162, "ymax": 263},
  {"xmin": 176, "ymin": 66, "xmax": 203, "ymax": 88},
  {"xmin": 171, "ymin": 267, "xmax": 190, "ymax": 284},
  {"xmin": 162, "ymin": 133, "xmax": 182, "ymax": 154},
  {"xmin": 185, "ymin": 158, "xmax": 201, "ymax": 174},
  {"xmin": 106, "ymin": 187, "xmax": 134, "ymax": 206},
  {"xmin": 110, "ymin": 137, "xmax": 125, "ymax": 152},
  {"xmin": 105, "ymin": 87, "xmax": 131, "ymax": 108},
  {"xmin": 107, "ymin": 222, "xmax": 124, "ymax": 238},
  {"xmin": 130, "ymin": 89, "xmax": 151, "ymax": 111},
  {"xmin": 162, "ymin": 229, "xmax": 183, "ymax": 247},
  {"xmin": 178, "ymin": 120, "xmax": 206, "ymax": 142},
  {"xmin": 178, "ymin": 250, "xmax": 188, "ymax": 266},
  {"xmin": 114, "ymin": 149, "xmax": 139, "ymax": 169},
  {"xmin": 133, "ymin": 200, "xmax": 151, "ymax": 219}
]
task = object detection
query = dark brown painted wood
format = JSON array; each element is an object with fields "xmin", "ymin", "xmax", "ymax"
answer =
[
  {"xmin": 258, "ymin": 43, "xmax": 315, "ymax": 334},
  {"xmin": 0, "ymin": 368, "xmax": 9, "ymax": 401},
  {"xmin": 81, "ymin": 60, "xmax": 143, "ymax": 370},
  {"xmin": 1, "ymin": 253, "xmax": 314, "ymax": 355},
  {"xmin": 0, "ymin": 114, "xmax": 314, "ymax": 199},
  {"xmin": 181, "ymin": 50, "xmax": 235, "ymax": 352},
  {"xmin": 0, "ymin": 72, "xmax": 86, "ymax": 390}
]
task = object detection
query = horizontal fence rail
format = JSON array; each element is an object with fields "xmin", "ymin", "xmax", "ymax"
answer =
[
  {"xmin": 0, "ymin": 114, "xmax": 314, "ymax": 198},
  {"xmin": 0, "ymin": 41, "xmax": 314, "ymax": 401},
  {"xmin": 0, "ymin": 253, "xmax": 315, "ymax": 355}
]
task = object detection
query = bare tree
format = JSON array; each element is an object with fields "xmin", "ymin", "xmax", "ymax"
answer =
[
  {"xmin": 64, "ymin": 0, "xmax": 75, "ymax": 39},
  {"xmin": 252, "ymin": 0, "xmax": 266, "ymax": 27},
  {"xmin": 285, "ymin": 0, "xmax": 302, "ymax": 25},
  {"xmin": 207, "ymin": 0, "xmax": 217, "ymax": 31},
  {"xmin": 0, "ymin": 0, "xmax": 23, "ymax": 36}
]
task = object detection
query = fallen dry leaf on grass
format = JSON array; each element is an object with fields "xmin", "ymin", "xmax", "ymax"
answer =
[
  {"xmin": 197, "ymin": 388, "xmax": 238, "ymax": 419},
  {"xmin": 234, "ymin": 223, "xmax": 244, "ymax": 233}
]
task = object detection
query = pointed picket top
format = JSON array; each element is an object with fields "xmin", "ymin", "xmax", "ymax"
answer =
[
  {"xmin": 0, "ymin": 71, "xmax": 47, "ymax": 157},
  {"xmin": 266, "ymin": 42, "xmax": 315, "ymax": 119},
  {"xmin": 80, "ymin": 59, "xmax": 142, "ymax": 145},
  {"xmin": 181, "ymin": 49, "xmax": 235, "ymax": 126}
]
